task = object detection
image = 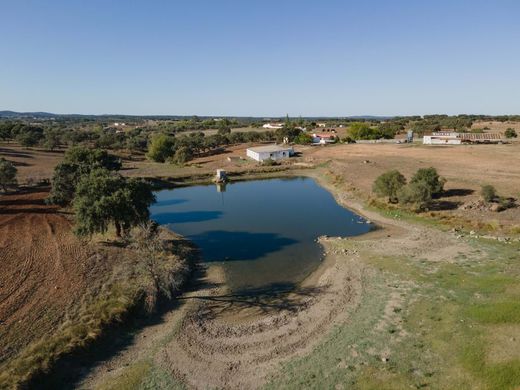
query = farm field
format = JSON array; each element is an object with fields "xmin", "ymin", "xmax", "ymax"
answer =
[{"xmin": 1, "ymin": 140, "xmax": 520, "ymax": 389}]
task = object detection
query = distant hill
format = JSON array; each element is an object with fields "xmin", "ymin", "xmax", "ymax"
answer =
[
  {"xmin": 0, "ymin": 110, "xmax": 59, "ymax": 119},
  {"xmin": 0, "ymin": 110, "xmax": 395, "ymax": 121}
]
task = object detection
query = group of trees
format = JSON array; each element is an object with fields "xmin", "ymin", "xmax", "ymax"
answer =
[
  {"xmin": 373, "ymin": 167, "xmax": 446, "ymax": 210},
  {"xmin": 146, "ymin": 129, "xmax": 279, "ymax": 164},
  {"xmin": 346, "ymin": 122, "xmax": 400, "ymax": 141},
  {"xmin": 0, "ymin": 121, "xmax": 151, "ymax": 152},
  {"xmin": 47, "ymin": 146, "xmax": 154, "ymax": 237}
]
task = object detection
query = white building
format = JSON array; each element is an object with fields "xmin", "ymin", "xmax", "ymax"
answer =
[
  {"xmin": 424, "ymin": 132, "xmax": 504, "ymax": 145},
  {"xmin": 246, "ymin": 145, "xmax": 293, "ymax": 162},
  {"xmin": 262, "ymin": 123, "xmax": 284, "ymax": 129},
  {"xmin": 423, "ymin": 132, "xmax": 462, "ymax": 145}
]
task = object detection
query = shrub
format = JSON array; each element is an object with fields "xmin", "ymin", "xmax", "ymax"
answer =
[
  {"xmin": 262, "ymin": 158, "xmax": 279, "ymax": 167},
  {"xmin": 373, "ymin": 170, "xmax": 406, "ymax": 203},
  {"xmin": 411, "ymin": 167, "xmax": 445, "ymax": 197},
  {"xmin": 505, "ymin": 128, "xmax": 518, "ymax": 139},
  {"xmin": 170, "ymin": 146, "xmax": 193, "ymax": 165},
  {"xmin": 397, "ymin": 181, "xmax": 432, "ymax": 210},
  {"xmin": 481, "ymin": 185, "xmax": 497, "ymax": 203},
  {"xmin": 0, "ymin": 158, "xmax": 17, "ymax": 192}
]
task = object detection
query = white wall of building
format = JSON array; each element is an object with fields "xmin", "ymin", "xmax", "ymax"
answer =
[
  {"xmin": 246, "ymin": 148, "xmax": 292, "ymax": 162},
  {"xmin": 423, "ymin": 135, "xmax": 462, "ymax": 145}
]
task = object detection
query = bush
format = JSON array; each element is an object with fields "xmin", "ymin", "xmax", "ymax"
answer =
[
  {"xmin": 481, "ymin": 185, "xmax": 497, "ymax": 203},
  {"xmin": 0, "ymin": 158, "xmax": 17, "ymax": 192},
  {"xmin": 170, "ymin": 146, "xmax": 193, "ymax": 165},
  {"xmin": 373, "ymin": 170, "xmax": 406, "ymax": 203},
  {"xmin": 505, "ymin": 128, "xmax": 518, "ymax": 139},
  {"xmin": 397, "ymin": 181, "xmax": 432, "ymax": 210},
  {"xmin": 410, "ymin": 167, "xmax": 445, "ymax": 197},
  {"xmin": 262, "ymin": 158, "xmax": 280, "ymax": 167}
]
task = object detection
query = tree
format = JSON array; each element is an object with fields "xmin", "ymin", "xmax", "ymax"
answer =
[
  {"xmin": 294, "ymin": 132, "xmax": 313, "ymax": 144},
  {"xmin": 16, "ymin": 128, "xmax": 43, "ymax": 147},
  {"xmin": 63, "ymin": 146, "xmax": 121, "ymax": 171},
  {"xmin": 373, "ymin": 170, "xmax": 407, "ymax": 203},
  {"xmin": 48, "ymin": 147, "xmax": 121, "ymax": 206},
  {"xmin": 42, "ymin": 128, "xmax": 62, "ymax": 151},
  {"xmin": 505, "ymin": 128, "xmax": 518, "ymax": 139},
  {"xmin": 0, "ymin": 158, "xmax": 17, "ymax": 192},
  {"xmin": 73, "ymin": 169, "xmax": 155, "ymax": 237},
  {"xmin": 217, "ymin": 119, "xmax": 231, "ymax": 136},
  {"xmin": 170, "ymin": 146, "xmax": 193, "ymax": 164},
  {"xmin": 397, "ymin": 181, "xmax": 432, "ymax": 210},
  {"xmin": 410, "ymin": 167, "xmax": 445, "ymax": 197},
  {"xmin": 348, "ymin": 122, "xmax": 385, "ymax": 140},
  {"xmin": 481, "ymin": 184, "xmax": 497, "ymax": 203},
  {"xmin": 147, "ymin": 134, "xmax": 175, "ymax": 162}
]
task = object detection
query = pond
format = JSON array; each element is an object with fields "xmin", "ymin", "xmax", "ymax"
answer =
[{"xmin": 150, "ymin": 177, "xmax": 372, "ymax": 292}]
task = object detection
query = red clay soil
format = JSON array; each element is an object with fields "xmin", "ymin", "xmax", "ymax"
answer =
[{"xmin": 0, "ymin": 189, "xmax": 111, "ymax": 365}]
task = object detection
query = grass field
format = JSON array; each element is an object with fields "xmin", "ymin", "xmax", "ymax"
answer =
[{"xmin": 267, "ymin": 234, "xmax": 520, "ymax": 389}]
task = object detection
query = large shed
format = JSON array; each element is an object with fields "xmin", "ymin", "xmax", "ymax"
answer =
[{"xmin": 246, "ymin": 145, "xmax": 294, "ymax": 162}]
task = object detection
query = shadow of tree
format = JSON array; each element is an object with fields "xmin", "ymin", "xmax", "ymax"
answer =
[
  {"xmin": 428, "ymin": 200, "xmax": 463, "ymax": 211},
  {"xmin": 185, "ymin": 282, "xmax": 328, "ymax": 318},
  {"xmin": 188, "ymin": 230, "xmax": 298, "ymax": 262},
  {"xmin": 152, "ymin": 210, "xmax": 223, "ymax": 225},
  {"xmin": 443, "ymin": 188, "xmax": 475, "ymax": 197}
]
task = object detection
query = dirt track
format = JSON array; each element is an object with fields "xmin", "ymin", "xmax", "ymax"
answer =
[{"xmin": 0, "ymin": 189, "xmax": 109, "ymax": 364}]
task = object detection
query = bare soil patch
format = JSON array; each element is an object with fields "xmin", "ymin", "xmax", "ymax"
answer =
[{"xmin": 0, "ymin": 188, "xmax": 108, "ymax": 364}]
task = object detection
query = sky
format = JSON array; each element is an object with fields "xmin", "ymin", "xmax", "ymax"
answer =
[{"xmin": 1, "ymin": 0, "xmax": 519, "ymax": 117}]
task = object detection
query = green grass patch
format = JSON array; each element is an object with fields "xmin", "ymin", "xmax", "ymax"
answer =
[{"xmin": 467, "ymin": 301, "xmax": 520, "ymax": 324}]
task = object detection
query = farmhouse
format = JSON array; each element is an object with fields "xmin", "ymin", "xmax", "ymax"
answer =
[
  {"xmin": 423, "ymin": 132, "xmax": 504, "ymax": 145},
  {"xmin": 246, "ymin": 144, "xmax": 293, "ymax": 162}
]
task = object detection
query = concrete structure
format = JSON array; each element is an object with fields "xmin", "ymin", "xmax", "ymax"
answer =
[
  {"xmin": 423, "ymin": 132, "xmax": 504, "ymax": 145},
  {"xmin": 246, "ymin": 145, "xmax": 293, "ymax": 162},
  {"xmin": 215, "ymin": 169, "xmax": 227, "ymax": 182},
  {"xmin": 312, "ymin": 133, "xmax": 336, "ymax": 145},
  {"xmin": 423, "ymin": 132, "xmax": 462, "ymax": 145}
]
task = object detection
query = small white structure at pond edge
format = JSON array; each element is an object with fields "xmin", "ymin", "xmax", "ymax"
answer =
[
  {"xmin": 246, "ymin": 145, "xmax": 294, "ymax": 162},
  {"xmin": 215, "ymin": 169, "xmax": 227, "ymax": 182}
]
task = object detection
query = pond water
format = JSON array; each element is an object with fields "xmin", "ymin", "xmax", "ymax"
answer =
[{"xmin": 150, "ymin": 177, "xmax": 372, "ymax": 292}]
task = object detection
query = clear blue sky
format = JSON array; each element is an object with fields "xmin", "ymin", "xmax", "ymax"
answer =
[{"xmin": 1, "ymin": 0, "xmax": 519, "ymax": 116}]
